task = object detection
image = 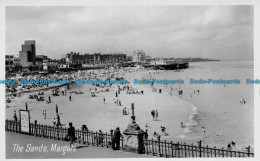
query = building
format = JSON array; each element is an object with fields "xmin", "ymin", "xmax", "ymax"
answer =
[
  {"xmin": 5, "ymin": 55, "xmax": 14, "ymax": 71},
  {"xmin": 133, "ymin": 50, "xmax": 145, "ymax": 62},
  {"xmin": 64, "ymin": 52, "xmax": 126, "ymax": 67},
  {"xmin": 48, "ymin": 59, "xmax": 59, "ymax": 71},
  {"xmin": 19, "ymin": 40, "xmax": 36, "ymax": 71},
  {"xmin": 14, "ymin": 56, "xmax": 20, "ymax": 66}
]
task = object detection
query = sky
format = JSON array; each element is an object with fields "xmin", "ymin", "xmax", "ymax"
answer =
[{"xmin": 6, "ymin": 6, "xmax": 253, "ymax": 60}]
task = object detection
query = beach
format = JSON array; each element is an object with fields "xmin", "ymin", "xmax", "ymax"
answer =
[{"xmin": 5, "ymin": 60, "xmax": 254, "ymax": 150}]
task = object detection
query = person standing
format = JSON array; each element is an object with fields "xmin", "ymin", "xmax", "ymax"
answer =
[
  {"xmin": 56, "ymin": 104, "xmax": 59, "ymax": 114},
  {"xmin": 103, "ymin": 97, "xmax": 105, "ymax": 104},
  {"xmin": 67, "ymin": 122, "xmax": 76, "ymax": 148},
  {"xmin": 13, "ymin": 110, "xmax": 17, "ymax": 122},
  {"xmin": 151, "ymin": 110, "xmax": 155, "ymax": 121},
  {"xmin": 25, "ymin": 102, "xmax": 28, "ymax": 111},
  {"xmin": 144, "ymin": 129, "xmax": 148, "ymax": 140},
  {"xmin": 116, "ymin": 91, "xmax": 118, "ymax": 97},
  {"xmin": 49, "ymin": 96, "xmax": 51, "ymax": 103},
  {"xmin": 57, "ymin": 114, "xmax": 61, "ymax": 126},
  {"xmin": 69, "ymin": 95, "xmax": 72, "ymax": 102},
  {"xmin": 155, "ymin": 110, "xmax": 158, "ymax": 121},
  {"xmin": 119, "ymin": 99, "xmax": 121, "ymax": 106},
  {"xmin": 112, "ymin": 127, "xmax": 121, "ymax": 150}
]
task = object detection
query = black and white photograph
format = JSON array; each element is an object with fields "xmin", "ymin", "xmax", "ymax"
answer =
[{"xmin": 1, "ymin": 0, "xmax": 259, "ymax": 159}]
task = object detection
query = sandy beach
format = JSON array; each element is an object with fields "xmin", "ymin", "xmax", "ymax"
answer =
[{"xmin": 5, "ymin": 60, "xmax": 254, "ymax": 150}]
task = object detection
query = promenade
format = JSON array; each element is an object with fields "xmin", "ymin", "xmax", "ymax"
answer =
[{"xmin": 6, "ymin": 132, "xmax": 153, "ymax": 159}]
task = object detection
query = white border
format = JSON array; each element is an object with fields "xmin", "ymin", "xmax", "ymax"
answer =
[{"xmin": 0, "ymin": 0, "xmax": 259, "ymax": 161}]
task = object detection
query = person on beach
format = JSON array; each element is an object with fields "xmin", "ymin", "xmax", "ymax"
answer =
[
  {"xmin": 116, "ymin": 91, "xmax": 118, "ymax": 97},
  {"xmin": 57, "ymin": 114, "xmax": 61, "ymax": 126},
  {"xmin": 67, "ymin": 122, "xmax": 76, "ymax": 148},
  {"xmin": 119, "ymin": 99, "xmax": 121, "ymax": 106},
  {"xmin": 144, "ymin": 129, "xmax": 148, "ymax": 139},
  {"xmin": 240, "ymin": 96, "xmax": 246, "ymax": 104},
  {"xmin": 112, "ymin": 127, "xmax": 121, "ymax": 150},
  {"xmin": 43, "ymin": 110, "xmax": 47, "ymax": 119},
  {"xmin": 227, "ymin": 143, "xmax": 232, "ymax": 150},
  {"xmin": 202, "ymin": 127, "xmax": 206, "ymax": 138},
  {"xmin": 155, "ymin": 110, "xmax": 158, "ymax": 121},
  {"xmin": 181, "ymin": 122, "xmax": 186, "ymax": 128},
  {"xmin": 69, "ymin": 95, "xmax": 71, "ymax": 102},
  {"xmin": 103, "ymin": 97, "xmax": 105, "ymax": 104},
  {"xmin": 13, "ymin": 110, "xmax": 17, "ymax": 122},
  {"xmin": 231, "ymin": 141, "xmax": 236, "ymax": 148},
  {"xmin": 153, "ymin": 131, "xmax": 159, "ymax": 137},
  {"xmin": 151, "ymin": 110, "xmax": 155, "ymax": 121},
  {"xmin": 123, "ymin": 107, "xmax": 127, "ymax": 115},
  {"xmin": 25, "ymin": 102, "xmax": 28, "ymax": 110},
  {"xmin": 161, "ymin": 126, "xmax": 167, "ymax": 135},
  {"xmin": 53, "ymin": 118, "xmax": 56, "ymax": 126},
  {"xmin": 56, "ymin": 104, "xmax": 59, "ymax": 114},
  {"xmin": 49, "ymin": 96, "xmax": 51, "ymax": 103}
]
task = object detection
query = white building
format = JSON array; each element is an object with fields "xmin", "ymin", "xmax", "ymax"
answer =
[{"xmin": 133, "ymin": 50, "xmax": 145, "ymax": 62}]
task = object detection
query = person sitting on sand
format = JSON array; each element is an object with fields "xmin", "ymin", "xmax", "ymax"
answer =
[
  {"xmin": 153, "ymin": 131, "xmax": 159, "ymax": 137},
  {"xmin": 123, "ymin": 108, "xmax": 127, "ymax": 115},
  {"xmin": 202, "ymin": 127, "xmax": 206, "ymax": 138},
  {"xmin": 161, "ymin": 126, "xmax": 167, "ymax": 135},
  {"xmin": 53, "ymin": 118, "xmax": 56, "ymax": 126},
  {"xmin": 231, "ymin": 141, "xmax": 236, "ymax": 148},
  {"xmin": 240, "ymin": 96, "xmax": 246, "ymax": 104},
  {"xmin": 181, "ymin": 122, "xmax": 186, "ymax": 128},
  {"xmin": 227, "ymin": 143, "xmax": 232, "ymax": 150}
]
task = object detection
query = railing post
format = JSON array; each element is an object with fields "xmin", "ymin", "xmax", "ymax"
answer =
[
  {"xmin": 105, "ymin": 132, "xmax": 108, "ymax": 148},
  {"xmin": 222, "ymin": 147, "xmax": 225, "ymax": 157},
  {"xmin": 171, "ymin": 141, "xmax": 174, "ymax": 157},
  {"xmin": 15, "ymin": 120, "xmax": 18, "ymax": 133},
  {"xmin": 176, "ymin": 142, "xmax": 180, "ymax": 157},
  {"xmin": 184, "ymin": 143, "xmax": 187, "ymax": 157},
  {"xmin": 121, "ymin": 135, "xmax": 123, "ymax": 150},
  {"xmin": 198, "ymin": 140, "xmax": 202, "ymax": 157},
  {"xmin": 152, "ymin": 139, "xmax": 155, "ymax": 156},
  {"xmin": 246, "ymin": 146, "xmax": 250, "ymax": 157},
  {"xmin": 96, "ymin": 131, "xmax": 98, "ymax": 146},
  {"xmin": 56, "ymin": 126, "xmax": 59, "ymax": 140},
  {"xmin": 42, "ymin": 124, "xmax": 45, "ymax": 138},
  {"xmin": 164, "ymin": 140, "xmax": 167, "ymax": 157},
  {"xmin": 157, "ymin": 136, "xmax": 161, "ymax": 157},
  {"xmin": 191, "ymin": 143, "xmax": 194, "ymax": 157}
]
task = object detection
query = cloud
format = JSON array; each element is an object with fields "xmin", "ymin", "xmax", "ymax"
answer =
[{"xmin": 6, "ymin": 6, "xmax": 253, "ymax": 60}]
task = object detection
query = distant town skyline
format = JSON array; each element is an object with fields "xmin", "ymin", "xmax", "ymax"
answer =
[{"xmin": 6, "ymin": 6, "xmax": 253, "ymax": 60}]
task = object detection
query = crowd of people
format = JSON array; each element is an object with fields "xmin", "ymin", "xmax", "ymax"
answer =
[{"xmin": 7, "ymin": 67, "xmax": 246, "ymax": 151}]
